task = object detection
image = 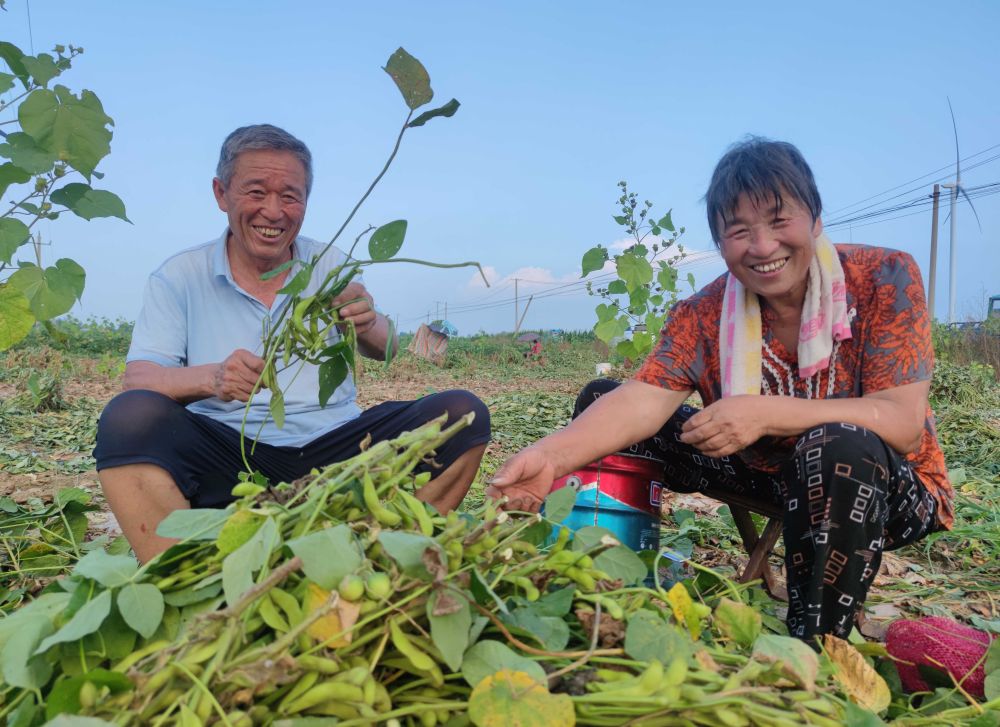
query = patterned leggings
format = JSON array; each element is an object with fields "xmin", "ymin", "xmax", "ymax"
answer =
[{"xmin": 574, "ymin": 380, "xmax": 939, "ymax": 642}]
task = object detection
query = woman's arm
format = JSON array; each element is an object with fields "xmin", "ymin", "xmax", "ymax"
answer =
[
  {"xmin": 680, "ymin": 380, "xmax": 930, "ymax": 458},
  {"xmin": 486, "ymin": 380, "xmax": 692, "ymax": 511}
]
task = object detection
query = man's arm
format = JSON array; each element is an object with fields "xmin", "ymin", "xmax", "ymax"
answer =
[
  {"xmin": 486, "ymin": 380, "xmax": 692, "ymax": 511},
  {"xmin": 679, "ymin": 380, "xmax": 930, "ymax": 458},
  {"xmin": 123, "ymin": 349, "xmax": 265, "ymax": 404}
]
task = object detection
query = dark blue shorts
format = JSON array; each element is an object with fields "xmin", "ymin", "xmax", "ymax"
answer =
[{"xmin": 93, "ymin": 389, "xmax": 490, "ymax": 508}]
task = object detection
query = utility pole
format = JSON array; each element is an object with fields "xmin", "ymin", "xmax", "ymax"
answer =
[
  {"xmin": 942, "ymin": 182, "xmax": 958, "ymax": 323},
  {"xmin": 444, "ymin": 302, "xmax": 448, "ymax": 320},
  {"xmin": 513, "ymin": 278, "xmax": 519, "ymax": 333},
  {"xmin": 928, "ymin": 184, "xmax": 940, "ymax": 319}
]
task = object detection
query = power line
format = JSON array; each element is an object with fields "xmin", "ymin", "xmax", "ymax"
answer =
[{"xmin": 825, "ymin": 142, "xmax": 1000, "ymax": 217}]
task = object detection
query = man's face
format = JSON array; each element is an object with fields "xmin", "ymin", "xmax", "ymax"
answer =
[
  {"xmin": 717, "ymin": 192, "xmax": 822, "ymax": 309},
  {"xmin": 212, "ymin": 149, "xmax": 307, "ymax": 270}
]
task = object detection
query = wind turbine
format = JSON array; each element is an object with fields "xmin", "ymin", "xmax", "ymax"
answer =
[{"xmin": 942, "ymin": 98, "xmax": 982, "ymax": 323}]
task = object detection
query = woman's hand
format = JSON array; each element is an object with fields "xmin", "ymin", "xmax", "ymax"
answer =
[
  {"xmin": 680, "ymin": 395, "xmax": 770, "ymax": 457},
  {"xmin": 485, "ymin": 447, "xmax": 557, "ymax": 513}
]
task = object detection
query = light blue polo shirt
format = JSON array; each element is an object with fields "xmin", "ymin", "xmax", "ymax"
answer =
[{"xmin": 127, "ymin": 231, "xmax": 362, "ymax": 446}]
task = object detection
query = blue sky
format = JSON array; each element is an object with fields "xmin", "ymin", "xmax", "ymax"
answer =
[{"xmin": 3, "ymin": 1, "xmax": 999, "ymax": 333}]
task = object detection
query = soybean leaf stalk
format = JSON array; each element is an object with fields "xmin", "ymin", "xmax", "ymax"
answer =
[{"xmin": 238, "ymin": 48, "xmax": 486, "ymax": 469}]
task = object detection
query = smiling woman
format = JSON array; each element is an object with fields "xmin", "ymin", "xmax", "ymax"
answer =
[{"xmin": 489, "ymin": 136, "xmax": 954, "ymax": 645}]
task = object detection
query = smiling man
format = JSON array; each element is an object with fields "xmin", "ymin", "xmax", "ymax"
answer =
[{"xmin": 94, "ymin": 124, "xmax": 489, "ymax": 562}]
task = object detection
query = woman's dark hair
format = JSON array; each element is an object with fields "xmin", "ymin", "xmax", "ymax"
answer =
[{"xmin": 705, "ymin": 137, "xmax": 822, "ymax": 246}]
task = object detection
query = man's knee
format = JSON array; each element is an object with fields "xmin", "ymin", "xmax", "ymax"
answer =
[
  {"xmin": 433, "ymin": 389, "xmax": 490, "ymax": 443},
  {"xmin": 96, "ymin": 389, "xmax": 184, "ymax": 452}
]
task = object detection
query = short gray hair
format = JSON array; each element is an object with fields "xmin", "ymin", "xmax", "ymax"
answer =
[{"xmin": 216, "ymin": 124, "xmax": 313, "ymax": 196}]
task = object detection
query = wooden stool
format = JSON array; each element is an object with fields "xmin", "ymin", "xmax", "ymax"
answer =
[{"xmin": 706, "ymin": 491, "xmax": 787, "ymax": 602}]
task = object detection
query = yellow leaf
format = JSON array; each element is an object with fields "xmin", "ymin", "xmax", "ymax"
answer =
[
  {"xmin": 469, "ymin": 669, "xmax": 575, "ymax": 727},
  {"xmin": 823, "ymin": 634, "xmax": 891, "ymax": 713},
  {"xmin": 216, "ymin": 510, "xmax": 264, "ymax": 556},
  {"xmin": 302, "ymin": 582, "xmax": 360, "ymax": 647},
  {"xmin": 666, "ymin": 582, "xmax": 706, "ymax": 639}
]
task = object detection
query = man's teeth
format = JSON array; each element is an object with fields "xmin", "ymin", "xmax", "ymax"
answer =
[
  {"xmin": 255, "ymin": 226, "xmax": 282, "ymax": 238},
  {"xmin": 751, "ymin": 259, "xmax": 787, "ymax": 273}
]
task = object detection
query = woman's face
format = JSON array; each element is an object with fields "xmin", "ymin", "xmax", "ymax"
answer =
[{"xmin": 717, "ymin": 192, "xmax": 822, "ymax": 311}]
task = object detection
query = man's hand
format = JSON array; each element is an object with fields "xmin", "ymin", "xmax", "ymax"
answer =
[
  {"xmin": 486, "ymin": 447, "xmax": 557, "ymax": 513},
  {"xmin": 214, "ymin": 349, "xmax": 265, "ymax": 402},
  {"xmin": 679, "ymin": 395, "xmax": 769, "ymax": 458},
  {"xmin": 331, "ymin": 282, "xmax": 377, "ymax": 335}
]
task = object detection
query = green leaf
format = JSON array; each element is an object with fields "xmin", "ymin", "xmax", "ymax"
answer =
[
  {"xmin": 0, "ymin": 591, "xmax": 70, "ymax": 654},
  {"xmin": 613, "ymin": 215, "xmax": 628, "ymax": 225},
  {"xmin": 368, "ymin": 219, "xmax": 407, "ymax": 261},
  {"xmin": 383, "ymin": 47, "xmax": 434, "ymax": 110},
  {"xmin": 713, "ymin": 597, "xmax": 761, "ymax": 647},
  {"xmin": 260, "ymin": 258, "xmax": 299, "ymax": 281},
  {"xmin": 0, "ymin": 216, "xmax": 31, "ymax": 264},
  {"xmin": 594, "ymin": 316, "xmax": 628, "ymax": 344},
  {"xmin": 378, "ymin": 531, "xmax": 444, "ymax": 581},
  {"xmin": 1, "ymin": 614, "xmax": 55, "ymax": 688},
  {"xmin": 594, "ymin": 545, "xmax": 647, "ymax": 586},
  {"xmin": 543, "ymin": 485, "xmax": 576, "ymax": 523},
  {"xmin": 428, "ymin": 588, "xmax": 472, "ymax": 671},
  {"xmin": 657, "ymin": 211, "xmax": 675, "ymax": 232},
  {"xmin": 985, "ymin": 638, "xmax": 1000, "ymax": 674},
  {"xmin": 269, "ymin": 388, "xmax": 285, "ymax": 429},
  {"xmin": 461, "ymin": 640, "xmax": 546, "ymax": 687},
  {"xmin": 0, "ymin": 71, "xmax": 15, "ymax": 94},
  {"xmin": 595, "ymin": 302, "xmax": 617, "ymax": 323},
  {"xmin": 657, "ymin": 266, "xmax": 678, "ymax": 293},
  {"xmin": 44, "ymin": 717, "xmax": 118, "ymax": 727},
  {"xmin": 408, "ymin": 98, "xmax": 460, "ymax": 127},
  {"xmin": 49, "ymin": 183, "xmax": 129, "ymax": 221},
  {"xmin": 0, "ymin": 41, "xmax": 29, "ymax": 89},
  {"xmin": 73, "ymin": 550, "xmax": 138, "ymax": 588},
  {"xmin": 571, "ymin": 525, "xmax": 618, "ymax": 551},
  {"xmin": 278, "ymin": 265, "xmax": 312, "ymax": 296},
  {"xmin": 581, "ymin": 246, "xmax": 608, "ymax": 277},
  {"xmin": 117, "ymin": 583, "xmax": 164, "ymax": 639},
  {"xmin": 502, "ymin": 607, "xmax": 569, "ymax": 652},
  {"xmin": 533, "ymin": 587, "xmax": 575, "ymax": 617},
  {"xmin": 19, "ymin": 85, "xmax": 114, "ymax": 179},
  {"xmin": 616, "ymin": 253, "xmax": 653, "ymax": 292},
  {"xmin": 0, "ymin": 281, "xmax": 34, "ymax": 350},
  {"xmin": 45, "ymin": 669, "xmax": 132, "ymax": 721},
  {"xmin": 842, "ymin": 701, "xmax": 888, "ymax": 727},
  {"xmin": 624, "ymin": 609, "xmax": 692, "ymax": 664},
  {"xmin": 686, "ymin": 272, "xmax": 696, "ymax": 291},
  {"xmin": 35, "ymin": 589, "xmax": 112, "ymax": 655},
  {"xmin": 287, "ymin": 525, "xmax": 363, "ymax": 591},
  {"xmin": 222, "ymin": 516, "xmax": 280, "ymax": 606},
  {"xmin": 21, "ymin": 53, "xmax": 61, "ymax": 87},
  {"xmin": 752, "ymin": 633, "xmax": 819, "ymax": 691},
  {"xmin": 0, "ymin": 132, "xmax": 57, "ymax": 173},
  {"xmin": 8, "ymin": 258, "xmax": 85, "ymax": 320},
  {"xmin": 155, "ymin": 508, "xmax": 230, "ymax": 540},
  {"xmin": 985, "ymin": 671, "xmax": 1000, "ymax": 701},
  {"xmin": 318, "ymin": 353, "xmax": 349, "ymax": 407},
  {"xmin": 469, "ymin": 569, "xmax": 508, "ymax": 613},
  {"xmin": 607, "ymin": 279, "xmax": 627, "ymax": 295}
]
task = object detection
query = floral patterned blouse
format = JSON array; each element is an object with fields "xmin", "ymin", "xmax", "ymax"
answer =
[{"xmin": 635, "ymin": 244, "xmax": 954, "ymax": 528}]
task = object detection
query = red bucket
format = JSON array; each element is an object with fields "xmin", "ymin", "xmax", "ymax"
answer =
[{"xmin": 549, "ymin": 454, "xmax": 663, "ymax": 552}]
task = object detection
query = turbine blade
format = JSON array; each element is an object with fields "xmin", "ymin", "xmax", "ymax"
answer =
[{"xmin": 958, "ymin": 186, "xmax": 983, "ymax": 232}]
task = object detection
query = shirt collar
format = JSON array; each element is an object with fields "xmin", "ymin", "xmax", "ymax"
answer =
[{"xmin": 212, "ymin": 228, "xmax": 302, "ymax": 285}]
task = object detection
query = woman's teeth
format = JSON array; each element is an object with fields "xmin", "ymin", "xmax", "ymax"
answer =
[{"xmin": 751, "ymin": 258, "xmax": 787, "ymax": 273}]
